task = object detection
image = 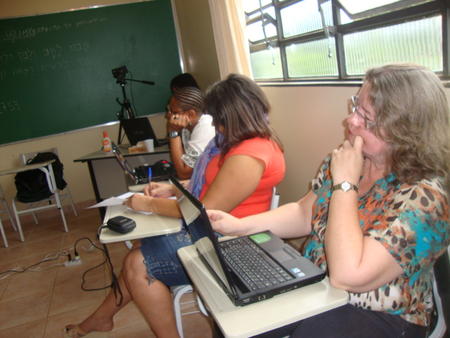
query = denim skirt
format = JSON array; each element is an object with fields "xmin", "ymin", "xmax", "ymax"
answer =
[{"xmin": 140, "ymin": 225, "xmax": 192, "ymax": 286}]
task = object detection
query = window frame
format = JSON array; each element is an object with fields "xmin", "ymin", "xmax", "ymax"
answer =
[{"xmin": 245, "ymin": 0, "xmax": 450, "ymax": 83}]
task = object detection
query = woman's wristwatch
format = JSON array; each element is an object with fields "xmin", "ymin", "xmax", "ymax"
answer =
[
  {"xmin": 168, "ymin": 131, "xmax": 180, "ymax": 139},
  {"xmin": 332, "ymin": 181, "xmax": 358, "ymax": 192}
]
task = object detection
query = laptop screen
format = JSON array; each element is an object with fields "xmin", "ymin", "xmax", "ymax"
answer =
[
  {"xmin": 173, "ymin": 179, "xmax": 235, "ymax": 293},
  {"xmin": 121, "ymin": 117, "xmax": 159, "ymax": 146}
]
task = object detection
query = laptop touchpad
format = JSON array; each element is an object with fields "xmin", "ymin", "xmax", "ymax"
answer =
[{"xmin": 271, "ymin": 248, "xmax": 296, "ymax": 262}]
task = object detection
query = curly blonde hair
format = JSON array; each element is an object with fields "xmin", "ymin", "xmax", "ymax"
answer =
[{"xmin": 365, "ymin": 64, "xmax": 450, "ymax": 188}]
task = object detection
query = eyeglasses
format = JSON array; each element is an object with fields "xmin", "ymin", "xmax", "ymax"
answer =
[
  {"xmin": 166, "ymin": 105, "xmax": 185, "ymax": 115},
  {"xmin": 348, "ymin": 95, "xmax": 376, "ymax": 130}
]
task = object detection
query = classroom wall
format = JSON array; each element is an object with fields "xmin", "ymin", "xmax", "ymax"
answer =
[
  {"xmin": 266, "ymin": 85, "xmax": 354, "ymax": 203},
  {"xmin": 172, "ymin": 0, "xmax": 220, "ymax": 90}
]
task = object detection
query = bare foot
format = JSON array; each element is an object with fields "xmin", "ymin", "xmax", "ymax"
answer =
[{"xmin": 65, "ymin": 316, "xmax": 113, "ymax": 337}]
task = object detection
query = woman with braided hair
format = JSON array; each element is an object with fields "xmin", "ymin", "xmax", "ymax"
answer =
[{"xmin": 166, "ymin": 87, "xmax": 215, "ymax": 179}]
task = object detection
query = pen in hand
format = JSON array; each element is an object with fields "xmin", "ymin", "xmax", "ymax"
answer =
[{"xmin": 147, "ymin": 167, "xmax": 152, "ymax": 196}]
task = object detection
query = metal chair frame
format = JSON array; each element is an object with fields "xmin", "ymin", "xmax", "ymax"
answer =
[
  {"xmin": 12, "ymin": 160, "xmax": 68, "ymax": 242},
  {"xmin": 19, "ymin": 148, "xmax": 78, "ymax": 217}
]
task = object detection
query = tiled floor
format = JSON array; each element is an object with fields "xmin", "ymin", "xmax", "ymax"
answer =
[{"xmin": 0, "ymin": 202, "xmax": 213, "ymax": 337}]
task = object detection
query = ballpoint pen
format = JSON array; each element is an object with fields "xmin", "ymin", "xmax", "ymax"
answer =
[{"xmin": 147, "ymin": 167, "xmax": 152, "ymax": 194}]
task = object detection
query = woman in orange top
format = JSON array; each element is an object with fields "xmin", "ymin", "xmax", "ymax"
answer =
[{"xmin": 66, "ymin": 74, "xmax": 285, "ymax": 338}]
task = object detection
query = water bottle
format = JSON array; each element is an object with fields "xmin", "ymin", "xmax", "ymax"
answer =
[{"xmin": 102, "ymin": 131, "xmax": 112, "ymax": 152}]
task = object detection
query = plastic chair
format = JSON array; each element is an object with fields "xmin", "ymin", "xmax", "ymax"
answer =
[
  {"xmin": 172, "ymin": 187, "xmax": 281, "ymax": 337},
  {"xmin": 19, "ymin": 148, "xmax": 78, "ymax": 217},
  {"xmin": 429, "ymin": 246, "xmax": 450, "ymax": 338},
  {"xmin": 0, "ymin": 219, "xmax": 7, "ymax": 248},
  {"xmin": 171, "ymin": 284, "xmax": 209, "ymax": 338},
  {"xmin": 12, "ymin": 157, "xmax": 69, "ymax": 242},
  {"xmin": 0, "ymin": 185, "xmax": 16, "ymax": 248},
  {"xmin": 271, "ymin": 186, "xmax": 280, "ymax": 210}
]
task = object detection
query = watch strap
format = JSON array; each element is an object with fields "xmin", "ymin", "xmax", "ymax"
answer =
[{"xmin": 332, "ymin": 181, "xmax": 359, "ymax": 193}]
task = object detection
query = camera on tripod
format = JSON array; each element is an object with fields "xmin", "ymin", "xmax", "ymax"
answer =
[{"xmin": 112, "ymin": 65, "xmax": 128, "ymax": 84}]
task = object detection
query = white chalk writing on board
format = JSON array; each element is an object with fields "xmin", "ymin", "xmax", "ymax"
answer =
[{"xmin": 0, "ymin": 100, "xmax": 21, "ymax": 115}]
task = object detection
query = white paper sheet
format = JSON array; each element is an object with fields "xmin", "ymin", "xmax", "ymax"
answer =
[{"xmin": 88, "ymin": 192, "xmax": 137, "ymax": 208}]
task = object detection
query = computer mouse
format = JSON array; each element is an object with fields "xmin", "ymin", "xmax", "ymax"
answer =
[
  {"xmin": 107, "ymin": 216, "xmax": 136, "ymax": 234},
  {"xmin": 152, "ymin": 160, "xmax": 174, "ymax": 175}
]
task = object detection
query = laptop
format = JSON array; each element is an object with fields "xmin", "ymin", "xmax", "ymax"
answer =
[
  {"xmin": 171, "ymin": 177, "xmax": 326, "ymax": 306},
  {"xmin": 121, "ymin": 117, "xmax": 167, "ymax": 147},
  {"xmin": 111, "ymin": 142, "xmax": 172, "ymax": 184}
]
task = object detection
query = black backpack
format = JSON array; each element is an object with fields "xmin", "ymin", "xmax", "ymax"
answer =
[{"xmin": 14, "ymin": 152, "xmax": 67, "ymax": 203}]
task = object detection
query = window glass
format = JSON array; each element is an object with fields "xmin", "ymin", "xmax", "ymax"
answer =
[
  {"xmin": 250, "ymin": 48, "xmax": 283, "ymax": 79},
  {"xmin": 286, "ymin": 38, "xmax": 338, "ymax": 77},
  {"xmin": 243, "ymin": 0, "xmax": 446, "ymax": 81},
  {"xmin": 339, "ymin": 0, "xmax": 432, "ymax": 23},
  {"xmin": 247, "ymin": 20, "xmax": 277, "ymax": 42},
  {"xmin": 281, "ymin": 0, "xmax": 333, "ymax": 37},
  {"xmin": 243, "ymin": 0, "xmax": 272, "ymax": 13},
  {"xmin": 345, "ymin": 16, "xmax": 442, "ymax": 75}
]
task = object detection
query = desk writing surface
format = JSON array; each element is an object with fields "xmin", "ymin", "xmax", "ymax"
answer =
[
  {"xmin": 178, "ymin": 245, "xmax": 348, "ymax": 338},
  {"xmin": 0, "ymin": 160, "xmax": 54, "ymax": 176},
  {"xmin": 74, "ymin": 144, "xmax": 169, "ymax": 162},
  {"xmin": 99, "ymin": 204, "xmax": 181, "ymax": 243},
  {"xmin": 73, "ymin": 145, "xmax": 170, "ymax": 203}
]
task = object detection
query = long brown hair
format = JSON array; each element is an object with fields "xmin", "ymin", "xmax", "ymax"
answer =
[
  {"xmin": 365, "ymin": 64, "xmax": 450, "ymax": 187},
  {"xmin": 204, "ymin": 73, "xmax": 282, "ymax": 155}
]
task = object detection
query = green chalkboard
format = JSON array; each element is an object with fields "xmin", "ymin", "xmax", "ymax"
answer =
[{"xmin": 0, "ymin": 0, "xmax": 181, "ymax": 145}]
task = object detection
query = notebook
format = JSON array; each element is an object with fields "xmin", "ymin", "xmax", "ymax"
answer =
[
  {"xmin": 171, "ymin": 177, "xmax": 326, "ymax": 306},
  {"xmin": 121, "ymin": 117, "xmax": 167, "ymax": 147},
  {"xmin": 111, "ymin": 142, "xmax": 170, "ymax": 184}
]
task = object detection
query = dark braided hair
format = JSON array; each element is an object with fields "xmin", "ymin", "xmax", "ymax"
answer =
[{"xmin": 172, "ymin": 87, "xmax": 204, "ymax": 115}]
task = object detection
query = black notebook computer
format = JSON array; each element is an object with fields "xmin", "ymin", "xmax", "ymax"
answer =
[
  {"xmin": 111, "ymin": 142, "xmax": 172, "ymax": 184},
  {"xmin": 171, "ymin": 177, "xmax": 326, "ymax": 306},
  {"xmin": 121, "ymin": 117, "xmax": 167, "ymax": 147}
]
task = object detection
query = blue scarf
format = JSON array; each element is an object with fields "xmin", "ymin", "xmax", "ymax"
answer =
[{"xmin": 188, "ymin": 133, "xmax": 223, "ymax": 198}]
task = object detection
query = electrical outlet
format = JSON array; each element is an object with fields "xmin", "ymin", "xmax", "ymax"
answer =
[{"xmin": 64, "ymin": 258, "xmax": 82, "ymax": 267}]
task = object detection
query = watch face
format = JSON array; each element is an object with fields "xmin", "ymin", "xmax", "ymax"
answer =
[
  {"xmin": 169, "ymin": 131, "xmax": 179, "ymax": 138},
  {"xmin": 341, "ymin": 181, "xmax": 351, "ymax": 192}
]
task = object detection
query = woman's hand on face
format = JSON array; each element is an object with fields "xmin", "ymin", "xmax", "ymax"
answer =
[
  {"xmin": 207, "ymin": 210, "xmax": 242, "ymax": 236},
  {"xmin": 168, "ymin": 113, "xmax": 190, "ymax": 132},
  {"xmin": 124, "ymin": 193, "xmax": 153, "ymax": 212},
  {"xmin": 331, "ymin": 135, "xmax": 364, "ymax": 185},
  {"xmin": 144, "ymin": 182, "xmax": 173, "ymax": 198}
]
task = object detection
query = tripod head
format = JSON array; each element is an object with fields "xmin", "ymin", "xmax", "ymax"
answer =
[
  {"xmin": 112, "ymin": 65, "xmax": 155, "ymax": 120},
  {"xmin": 112, "ymin": 66, "xmax": 134, "ymax": 119},
  {"xmin": 112, "ymin": 65, "xmax": 128, "ymax": 85},
  {"xmin": 111, "ymin": 65, "xmax": 155, "ymax": 144}
]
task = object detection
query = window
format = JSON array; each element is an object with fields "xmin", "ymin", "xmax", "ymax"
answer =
[{"xmin": 244, "ymin": 0, "xmax": 449, "ymax": 82}]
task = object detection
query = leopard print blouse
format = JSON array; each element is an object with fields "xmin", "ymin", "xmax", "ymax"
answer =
[{"xmin": 302, "ymin": 156, "xmax": 449, "ymax": 326}]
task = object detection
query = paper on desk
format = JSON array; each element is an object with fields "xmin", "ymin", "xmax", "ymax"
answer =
[{"xmin": 88, "ymin": 192, "xmax": 135, "ymax": 208}]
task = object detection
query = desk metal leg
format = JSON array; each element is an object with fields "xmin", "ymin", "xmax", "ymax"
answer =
[{"xmin": 86, "ymin": 160, "xmax": 105, "ymax": 220}]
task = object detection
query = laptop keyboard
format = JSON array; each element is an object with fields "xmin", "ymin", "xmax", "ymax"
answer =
[{"xmin": 220, "ymin": 237, "xmax": 294, "ymax": 291}]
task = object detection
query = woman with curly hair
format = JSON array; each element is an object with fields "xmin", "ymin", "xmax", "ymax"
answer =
[{"xmin": 209, "ymin": 64, "xmax": 450, "ymax": 338}]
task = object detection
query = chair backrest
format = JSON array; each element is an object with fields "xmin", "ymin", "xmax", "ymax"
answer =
[
  {"xmin": 20, "ymin": 149, "xmax": 67, "ymax": 191},
  {"xmin": 270, "ymin": 187, "xmax": 280, "ymax": 210},
  {"xmin": 431, "ymin": 246, "xmax": 450, "ymax": 337},
  {"xmin": 20, "ymin": 147, "xmax": 58, "ymax": 165}
]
